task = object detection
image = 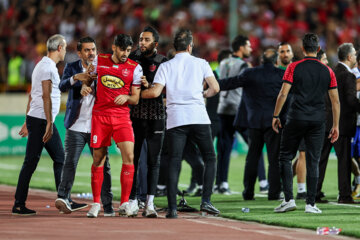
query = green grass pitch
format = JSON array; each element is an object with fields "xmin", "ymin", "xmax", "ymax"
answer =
[{"xmin": 1, "ymin": 153, "xmax": 359, "ymax": 238}]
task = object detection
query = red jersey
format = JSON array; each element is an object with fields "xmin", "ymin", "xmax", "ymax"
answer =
[{"xmin": 92, "ymin": 54, "xmax": 142, "ymax": 116}]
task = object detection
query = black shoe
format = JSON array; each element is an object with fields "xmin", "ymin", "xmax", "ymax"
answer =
[
  {"xmin": 259, "ymin": 185, "xmax": 269, "ymax": 194},
  {"xmin": 193, "ymin": 188, "xmax": 203, "ymax": 197},
  {"xmin": 219, "ymin": 187, "xmax": 232, "ymax": 195},
  {"xmin": 156, "ymin": 188, "xmax": 167, "ymax": 197},
  {"xmin": 200, "ymin": 202, "xmax": 220, "ymax": 215},
  {"xmin": 338, "ymin": 196, "xmax": 360, "ymax": 204},
  {"xmin": 70, "ymin": 201, "xmax": 88, "ymax": 212},
  {"xmin": 103, "ymin": 204, "xmax": 115, "ymax": 217},
  {"xmin": 177, "ymin": 188, "xmax": 183, "ymax": 196},
  {"xmin": 213, "ymin": 185, "xmax": 219, "ymax": 193},
  {"xmin": 268, "ymin": 192, "xmax": 283, "ymax": 200},
  {"xmin": 296, "ymin": 192, "xmax": 307, "ymax": 200},
  {"xmin": 12, "ymin": 205, "xmax": 36, "ymax": 216},
  {"xmin": 166, "ymin": 209, "xmax": 178, "ymax": 219},
  {"xmin": 318, "ymin": 191, "xmax": 326, "ymax": 199},
  {"xmin": 184, "ymin": 182, "xmax": 197, "ymax": 195},
  {"xmin": 242, "ymin": 192, "xmax": 255, "ymax": 200},
  {"xmin": 315, "ymin": 198, "xmax": 329, "ymax": 203}
]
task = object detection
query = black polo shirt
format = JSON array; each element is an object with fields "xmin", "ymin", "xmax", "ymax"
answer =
[{"xmin": 283, "ymin": 56, "xmax": 337, "ymax": 122}]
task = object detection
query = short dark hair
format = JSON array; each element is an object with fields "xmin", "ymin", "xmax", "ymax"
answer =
[
  {"xmin": 77, "ymin": 36, "xmax": 95, "ymax": 51},
  {"xmin": 231, "ymin": 35, "xmax": 248, "ymax": 52},
  {"xmin": 262, "ymin": 48, "xmax": 278, "ymax": 64},
  {"xmin": 113, "ymin": 34, "xmax": 133, "ymax": 50},
  {"xmin": 338, "ymin": 43, "xmax": 354, "ymax": 61},
  {"xmin": 316, "ymin": 49, "xmax": 325, "ymax": 60},
  {"xmin": 173, "ymin": 29, "xmax": 193, "ymax": 51},
  {"xmin": 356, "ymin": 50, "xmax": 360, "ymax": 63},
  {"xmin": 302, "ymin": 33, "xmax": 319, "ymax": 53},
  {"xmin": 217, "ymin": 49, "xmax": 232, "ymax": 63},
  {"xmin": 278, "ymin": 42, "xmax": 291, "ymax": 49},
  {"xmin": 143, "ymin": 25, "xmax": 159, "ymax": 42}
]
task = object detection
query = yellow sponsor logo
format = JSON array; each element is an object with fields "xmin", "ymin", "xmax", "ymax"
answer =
[
  {"xmin": 127, "ymin": 61, "xmax": 136, "ymax": 66},
  {"xmin": 101, "ymin": 75, "xmax": 124, "ymax": 89}
]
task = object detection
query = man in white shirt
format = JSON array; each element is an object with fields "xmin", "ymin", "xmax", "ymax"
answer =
[
  {"xmin": 13, "ymin": 34, "xmax": 67, "ymax": 215},
  {"xmin": 54, "ymin": 37, "xmax": 114, "ymax": 216},
  {"xmin": 141, "ymin": 29, "xmax": 220, "ymax": 218}
]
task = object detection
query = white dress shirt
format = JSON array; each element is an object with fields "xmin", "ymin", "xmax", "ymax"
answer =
[
  {"xmin": 153, "ymin": 52, "xmax": 214, "ymax": 130},
  {"xmin": 68, "ymin": 66, "xmax": 94, "ymax": 133}
]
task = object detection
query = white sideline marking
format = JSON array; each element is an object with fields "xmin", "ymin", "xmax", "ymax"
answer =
[
  {"xmin": 185, "ymin": 218, "xmax": 307, "ymax": 240},
  {"xmin": 328, "ymin": 202, "xmax": 360, "ymax": 208}
]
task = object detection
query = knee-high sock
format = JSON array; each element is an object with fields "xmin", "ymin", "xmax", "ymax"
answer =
[
  {"xmin": 91, "ymin": 165, "xmax": 104, "ymax": 203},
  {"xmin": 121, "ymin": 164, "xmax": 135, "ymax": 204}
]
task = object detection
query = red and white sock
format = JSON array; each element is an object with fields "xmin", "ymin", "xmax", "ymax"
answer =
[
  {"xmin": 120, "ymin": 164, "xmax": 134, "ymax": 204},
  {"xmin": 91, "ymin": 165, "xmax": 104, "ymax": 203}
]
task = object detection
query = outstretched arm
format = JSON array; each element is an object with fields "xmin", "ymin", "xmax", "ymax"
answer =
[
  {"xmin": 141, "ymin": 83, "xmax": 164, "ymax": 99},
  {"xmin": 203, "ymin": 76, "xmax": 219, "ymax": 98}
]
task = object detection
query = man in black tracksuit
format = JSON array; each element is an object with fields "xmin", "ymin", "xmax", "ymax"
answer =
[
  {"xmin": 272, "ymin": 33, "xmax": 340, "ymax": 214},
  {"xmin": 128, "ymin": 26, "xmax": 167, "ymax": 218}
]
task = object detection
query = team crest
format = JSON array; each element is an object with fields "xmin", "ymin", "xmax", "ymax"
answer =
[
  {"xmin": 122, "ymin": 68, "xmax": 130, "ymax": 77},
  {"xmin": 149, "ymin": 64, "xmax": 156, "ymax": 72}
]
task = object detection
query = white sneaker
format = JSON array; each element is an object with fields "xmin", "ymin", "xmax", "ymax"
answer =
[
  {"xmin": 126, "ymin": 200, "xmax": 139, "ymax": 217},
  {"xmin": 274, "ymin": 199, "xmax": 296, "ymax": 213},
  {"xmin": 87, "ymin": 203, "xmax": 101, "ymax": 218},
  {"xmin": 118, "ymin": 202, "xmax": 128, "ymax": 216},
  {"xmin": 142, "ymin": 203, "xmax": 158, "ymax": 218},
  {"xmin": 104, "ymin": 211, "xmax": 115, "ymax": 217},
  {"xmin": 305, "ymin": 204, "xmax": 322, "ymax": 213}
]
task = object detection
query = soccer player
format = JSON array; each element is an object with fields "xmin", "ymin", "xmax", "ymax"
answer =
[
  {"xmin": 13, "ymin": 34, "xmax": 66, "ymax": 215},
  {"xmin": 82, "ymin": 34, "xmax": 145, "ymax": 218}
]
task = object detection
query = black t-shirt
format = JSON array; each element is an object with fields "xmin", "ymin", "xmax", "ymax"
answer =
[
  {"xmin": 283, "ymin": 56, "xmax": 337, "ymax": 121},
  {"xmin": 129, "ymin": 50, "xmax": 167, "ymax": 120}
]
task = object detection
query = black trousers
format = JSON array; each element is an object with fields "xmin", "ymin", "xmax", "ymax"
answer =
[
  {"xmin": 279, "ymin": 119, "xmax": 325, "ymax": 205},
  {"xmin": 57, "ymin": 129, "xmax": 113, "ymax": 207},
  {"xmin": 242, "ymin": 127, "xmax": 281, "ymax": 200},
  {"xmin": 166, "ymin": 124, "xmax": 216, "ymax": 210},
  {"xmin": 317, "ymin": 134, "xmax": 352, "ymax": 200},
  {"xmin": 184, "ymin": 138, "xmax": 204, "ymax": 186},
  {"xmin": 130, "ymin": 118, "xmax": 165, "ymax": 199},
  {"xmin": 14, "ymin": 115, "xmax": 64, "ymax": 206},
  {"xmin": 216, "ymin": 114, "xmax": 265, "ymax": 185},
  {"xmin": 157, "ymin": 136, "xmax": 204, "ymax": 186},
  {"xmin": 136, "ymin": 141, "xmax": 148, "ymax": 202}
]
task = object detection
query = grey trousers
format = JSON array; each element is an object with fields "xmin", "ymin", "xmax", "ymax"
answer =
[{"xmin": 57, "ymin": 129, "xmax": 113, "ymax": 208}]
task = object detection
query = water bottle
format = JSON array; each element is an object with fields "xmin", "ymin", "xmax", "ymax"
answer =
[
  {"xmin": 241, "ymin": 207, "xmax": 250, "ymax": 213},
  {"xmin": 86, "ymin": 192, "xmax": 93, "ymax": 200},
  {"xmin": 328, "ymin": 227, "xmax": 341, "ymax": 235},
  {"xmin": 81, "ymin": 192, "xmax": 87, "ymax": 199},
  {"xmin": 316, "ymin": 227, "xmax": 329, "ymax": 235}
]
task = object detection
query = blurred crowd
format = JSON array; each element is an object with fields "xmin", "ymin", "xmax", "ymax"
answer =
[{"xmin": 0, "ymin": 0, "xmax": 360, "ymax": 91}]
